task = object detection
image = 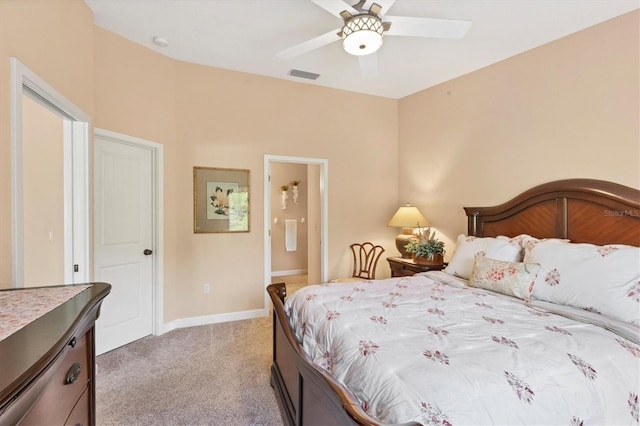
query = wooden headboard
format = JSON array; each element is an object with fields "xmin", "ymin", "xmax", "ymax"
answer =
[{"xmin": 464, "ymin": 179, "xmax": 640, "ymax": 247}]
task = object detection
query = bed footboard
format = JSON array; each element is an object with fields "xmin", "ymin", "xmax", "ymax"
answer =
[{"xmin": 267, "ymin": 283, "xmax": 421, "ymax": 426}]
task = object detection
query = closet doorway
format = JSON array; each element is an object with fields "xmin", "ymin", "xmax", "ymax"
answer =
[
  {"xmin": 264, "ymin": 156, "xmax": 328, "ymax": 300},
  {"xmin": 10, "ymin": 58, "xmax": 90, "ymax": 287}
]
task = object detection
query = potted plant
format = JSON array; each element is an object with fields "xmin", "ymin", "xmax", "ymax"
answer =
[{"xmin": 404, "ymin": 227, "xmax": 445, "ymax": 265}]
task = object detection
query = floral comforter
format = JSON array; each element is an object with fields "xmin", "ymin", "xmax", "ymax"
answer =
[{"xmin": 284, "ymin": 272, "xmax": 640, "ymax": 425}]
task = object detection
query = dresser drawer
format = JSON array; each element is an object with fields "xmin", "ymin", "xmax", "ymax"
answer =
[
  {"xmin": 19, "ymin": 334, "xmax": 89, "ymax": 425},
  {"xmin": 65, "ymin": 386, "xmax": 89, "ymax": 426},
  {"xmin": 393, "ymin": 266, "xmax": 416, "ymax": 277}
]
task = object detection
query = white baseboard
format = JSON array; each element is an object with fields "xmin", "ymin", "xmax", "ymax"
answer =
[
  {"xmin": 159, "ymin": 307, "xmax": 269, "ymax": 335},
  {"xmin": 271, "ymin": 269, "xmax": 308, "ymax": 277}
]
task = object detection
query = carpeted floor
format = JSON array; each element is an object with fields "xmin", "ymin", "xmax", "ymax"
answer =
[{"xmin": 95, "ymin": 316, "xmax": 285, "ymax": 426}]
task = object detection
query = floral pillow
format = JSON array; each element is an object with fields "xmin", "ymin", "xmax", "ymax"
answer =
[
  {"xmin": 524, "ymin": 239, "xmax": 640, "ymax": 325},
  {"xmin": 443, "ymin": 235, "xmax": 522, "ymax": 280},
  {"xmin": 469, "ymin": 255, "xmax": 541, "ymax": 301},
  {"xmin": 509, "ymin": 234, "xmax": 570, "ymax": 252}
]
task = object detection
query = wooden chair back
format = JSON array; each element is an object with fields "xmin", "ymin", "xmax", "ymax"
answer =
[{"xmin": 350, "ymin": 242, "xmax": 385, "ymax": 280}]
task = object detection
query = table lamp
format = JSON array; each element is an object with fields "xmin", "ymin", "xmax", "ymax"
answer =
[{"xmin": 387, "ymin": 204, "xmax": 429, "ymax": 258}]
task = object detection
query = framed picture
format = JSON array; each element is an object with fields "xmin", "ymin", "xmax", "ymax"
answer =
[{"xmin": 194, "ymin": 167, "xmax": 250, "ymax": 233}]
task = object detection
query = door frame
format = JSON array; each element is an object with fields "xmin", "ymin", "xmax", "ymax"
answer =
[
  {"xmin": 264, "ymin": 155, "xmax": 328, "ymax": 306},
  {"xmin": 94, "ymin": 128, "xmax": 164, "ymax": 336},
  {"xmin": 10, "ymin": 58, "xmax": 90, "ymax": 286}
]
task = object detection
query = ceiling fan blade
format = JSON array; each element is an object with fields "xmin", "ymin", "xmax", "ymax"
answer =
[
  {"xmin": 359, "ymin": 54, "xmax": 378, "ymax": 79},
  {"xmin": 277, "ymin": 29, "xmax": 341, "ymax": 60},
  {"xmin": 364, "ymin": 0, "xmax": 396, "ymax": 15},
  {"xmin": 384, "ymin": 16, "xmax": 472, "ymax": 39},
  {"xmin": 311, "ymin": 0, "xmax": 357, "ymax": 18}
]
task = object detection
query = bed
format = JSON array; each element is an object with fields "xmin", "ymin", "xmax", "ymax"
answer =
[{"xmin": 267, "ymin": 178, "xmax": 640, "ymax": 426}]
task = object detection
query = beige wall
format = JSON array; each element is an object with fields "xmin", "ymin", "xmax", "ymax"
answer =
[
  {"xmin": 92, "ymin": 25, "xmax": 397, "ymax": 321},
  {"xmin": 92, "ymin": 27, "xmax": 180, "ymax": 317},
  {"xmin": 271, "ymin": 163, "xmax": 309, "ymax": 273},
  {"xmin": 0, "ymin": 0, "xmax": 95, "ymax": 287},
  {"xmin": 398, "ymin": 10, "xmax": 640, "ymax": 259},
  {"xmin": 22, "ymin": 95, "xmax": 65, "ymax": 286},
  {"xmin": 172, "ymin": 61, "xmax": 397, "ymax": 320}
]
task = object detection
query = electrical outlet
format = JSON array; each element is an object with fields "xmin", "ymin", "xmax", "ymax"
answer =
[{"xmin": 203, "ymin": 283, "xmax": 210, "ymax": 294}]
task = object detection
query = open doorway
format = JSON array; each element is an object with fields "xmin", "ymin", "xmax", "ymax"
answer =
[
  {"xmin": 263, "ymin": 155, "xmax": 328, "ymax": 299},
  {"xmin": 20, "ymin": 95, "xmax": 65, "ymax": 286},
  {"xmin": 10, "ymin": 58, "xmax": 90, "ymax": 287},
  {"xmin": 269, "ymin": 162, "xmax": 311, "ymax": 292}
]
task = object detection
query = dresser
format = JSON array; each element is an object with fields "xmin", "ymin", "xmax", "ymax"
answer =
[
  {"xmin": 387, "ymin": 256, "xmax": 446, "ymax": 277},
  {"xmin": 0, "ymin": 283, "xmax": 111, "ymax": 426}
]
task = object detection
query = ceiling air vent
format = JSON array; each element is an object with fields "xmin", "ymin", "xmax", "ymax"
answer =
[{"xmin": 288, "ymin": 69, "xmax": 320, "ymax": 80}]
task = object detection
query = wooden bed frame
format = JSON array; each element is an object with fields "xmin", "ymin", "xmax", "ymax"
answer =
[{"xmin": 267, "ymin": 178, "xmax": 640, "ymax": 426}]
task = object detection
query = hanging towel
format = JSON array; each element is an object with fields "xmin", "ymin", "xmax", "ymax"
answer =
[{"xmin": 285, "ymin": 219, "xmax": 297, "ymax": 252}]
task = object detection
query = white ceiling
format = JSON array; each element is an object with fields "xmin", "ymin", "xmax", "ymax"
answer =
[{"xmin": 84, "ymin": 0, "xmax": 638, "ymax": 99}]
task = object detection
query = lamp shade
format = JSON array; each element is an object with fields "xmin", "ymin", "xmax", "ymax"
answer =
[
  {"xmin": 388, "ymin": 205, "xmax": 429, "ymax": 258},
  {"xmin": 387, "ymin": 205, "xmax": 429, "ymax": 228}
]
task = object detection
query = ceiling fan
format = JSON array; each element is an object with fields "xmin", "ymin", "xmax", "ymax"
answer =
[{"xmin": 277, "ymin": 0, "xmax": 472, "ymax": 78}]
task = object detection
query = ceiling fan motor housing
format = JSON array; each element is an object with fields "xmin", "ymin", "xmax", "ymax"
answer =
[{"xmin": 342, "ymin": 14, "xmax": 384, "ymax": 55}]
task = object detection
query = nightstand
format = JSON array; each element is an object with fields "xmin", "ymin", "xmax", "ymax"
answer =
[{"xmin": 387, "ymin": 256, "xmax": 446, "ymax": 277}]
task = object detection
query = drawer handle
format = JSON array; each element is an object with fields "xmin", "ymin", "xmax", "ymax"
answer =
[
  {"xmin": 66, "ymin": 362, "xmax": 83, "ymax": 385},
  {"xmin": 69, "ymin": 337, "xmax": 77, "ymax": 348}
]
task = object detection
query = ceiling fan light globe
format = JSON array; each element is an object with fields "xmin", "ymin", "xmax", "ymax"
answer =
[
  {"xmin": 342, "ymin": 15, "xmax": 384, "ymax": 56},
  {"xmin": 343, "ymin": 30, "xmax": 383, "ymax": 55}
]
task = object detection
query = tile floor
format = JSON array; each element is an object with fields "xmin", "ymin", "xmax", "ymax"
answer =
[{"xmin": 271, "ymin": 274, "xmax": 308, "ymax": 295}]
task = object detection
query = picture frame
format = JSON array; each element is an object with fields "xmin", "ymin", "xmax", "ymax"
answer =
[{"xmin": 194, "ymin": 166, "xmax": 250, "ymax": 233}]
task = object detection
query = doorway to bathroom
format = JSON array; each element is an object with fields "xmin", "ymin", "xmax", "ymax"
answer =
[{"xmin": 263, "ymin": 155, "xmax": 328, "ymax": 299}]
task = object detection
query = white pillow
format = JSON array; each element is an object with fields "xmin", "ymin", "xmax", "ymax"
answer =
[
  {"xmin": 469, "ymin": 255, "xmax": 541, "ymax": 301},
  {"xmin": 524, "ymin": 239, "xmax": 640, "ymax": 325},
  {"xmin": 516, "ymin": 234, "xmax": 570, "ymax": 252},
  {"xmin": 444, "ymin": 235, "xmax": 522, "ymax": 280}
]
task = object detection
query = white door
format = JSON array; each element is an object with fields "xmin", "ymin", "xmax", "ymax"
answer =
[{"xmin": 94, "ymin": 137, "xmax": 153, "ymax": 354}]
